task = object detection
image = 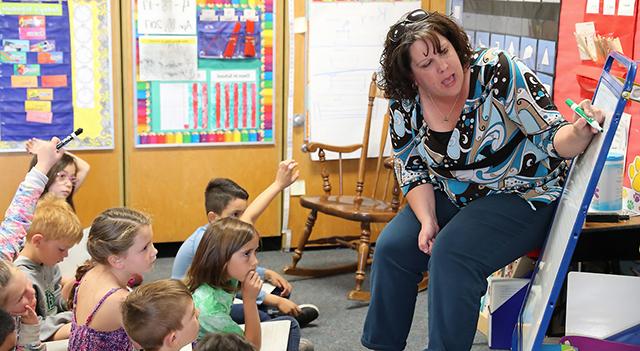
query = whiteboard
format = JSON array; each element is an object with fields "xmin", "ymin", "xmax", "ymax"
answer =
[
  {"xmin": 307, "ymin": 1, "xmax": 418, "ymax": 160},
  {"xmin": 515, "ymin": 54, "xmax": 635, "ymax": 351}
]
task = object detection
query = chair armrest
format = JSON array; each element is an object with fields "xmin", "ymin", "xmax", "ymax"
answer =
[
  {"xmin": 383, "ymin": 157, "xmax": 395, "ymax": 170},
  {"xmin": 302, "ymin": 142, "xmax": 362, "ymax": 154}
]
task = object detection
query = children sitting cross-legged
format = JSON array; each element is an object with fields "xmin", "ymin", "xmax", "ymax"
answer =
[
  {"xmin": 15, "ymin": 194, "xmax": 82, "ymax": 341},
  {"xmin": 172, "ymin": 161, "xmax": 319, "ymax": 328},
  {"xmin": 0, "ymin": 309, "xmax": 17, "ymax": 351},
  {"xmin": 186, "ymin": 217, "xmax": 313, "ymax": 351},
  {"xmin": 122, "ymin": 279, "xmax": 199, "ymax": 351},
  {"xmin": 194, "ymin": 333, "xmax": 256, "ymax": 351},
  {"xmin": 68, "ymin": 208, "xmax": 158, "ymax": 351}
]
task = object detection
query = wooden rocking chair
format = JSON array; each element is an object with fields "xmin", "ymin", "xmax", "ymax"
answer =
[{"xmin": 283, "ymin": 72, "xmax": 402, "ymax": 301}]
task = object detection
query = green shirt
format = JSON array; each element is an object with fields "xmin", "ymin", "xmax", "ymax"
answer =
[{"xmin": 192, "ymin": 282, "xmax": 243, "ymax": 339}]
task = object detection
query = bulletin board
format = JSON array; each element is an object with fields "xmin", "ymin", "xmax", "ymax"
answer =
[
  {"xmin": 0, "ymin": 0, "xmax": 115, "ymax": 152},
  {"xmin": 450, "ymin": 0, "xmax": 561, "ymax": 97},
  {"xmin": 132, "ymin": 0, "xmax": 276, "ymax": 148}
]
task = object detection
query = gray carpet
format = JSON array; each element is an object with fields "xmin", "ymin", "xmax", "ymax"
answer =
[{"xmin": 144, "ymin": 248, "xmax": 490, "ymax": 351}]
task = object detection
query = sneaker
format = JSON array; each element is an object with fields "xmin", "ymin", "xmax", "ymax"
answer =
[
  {"xmin": 299, "ymin": 338, "xmax": 314, "ymax": 351},
  {"xmin": 295, "ymin": 304, "xmax": 319, "ymax": 328}
]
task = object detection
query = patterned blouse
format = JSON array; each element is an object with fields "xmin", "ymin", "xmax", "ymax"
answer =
[{"xmin": 391, "ymin": 48, "xmax": 570, "ymax": 208}]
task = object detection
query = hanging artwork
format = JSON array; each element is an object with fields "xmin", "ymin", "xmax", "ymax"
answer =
[{"xmin": 133, "ymin": 0, "xmax": 275, "ymax": 147}]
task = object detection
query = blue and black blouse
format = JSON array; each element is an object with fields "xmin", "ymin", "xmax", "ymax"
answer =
[{"xmin": 391, "ymin": 48, "xmax": 570, "ymax": 208}]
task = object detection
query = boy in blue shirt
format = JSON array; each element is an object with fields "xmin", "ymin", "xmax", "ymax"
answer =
[{"xmin": 171, "ymin": 160, "xmax": 319, "ymax": 327}]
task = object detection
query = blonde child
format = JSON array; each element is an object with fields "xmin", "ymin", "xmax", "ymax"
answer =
[
  {"xmin": 1, "ymin": 137, "xmax": 64, "ymax": 350},
  {"xmin": 186, "ymin": 218, "xmax": 310, "ymax": 351},
  {"xmin": 194, "ymin": 333, "xmax": 256, "ymax": 351},
  {"xmin": 15, "ymin": 195, "xmax": 82, "ymax": 341},
  {"xmin": 121, "ymin": 279, "xmax": 199, "ymax": 351},
  {"xmin": 68, "ymin": 208, "xmax": 157, "ymax": 351}
]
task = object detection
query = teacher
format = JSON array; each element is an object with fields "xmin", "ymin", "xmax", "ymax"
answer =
[{"xmin": 361, "ymin": 9, "xmax": 603, "ymax": 351}]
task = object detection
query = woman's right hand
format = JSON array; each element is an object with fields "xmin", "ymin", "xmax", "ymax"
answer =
[
  {"xmin": 418, "ymin": 219, "xmax": 439, "ymax": 255},
  {"xmin": 241, "ymin": 270, "xmax": 263, "ymax": 302}
]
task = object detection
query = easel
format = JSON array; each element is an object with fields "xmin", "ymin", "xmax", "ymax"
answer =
[{"xmin": 513, "ymin": 51, "xmax": 638, "ymax": 351}]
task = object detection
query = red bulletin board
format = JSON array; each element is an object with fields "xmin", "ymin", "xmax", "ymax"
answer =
[{"xmin": 555, "ymin": 0, "xmax": 640, "ymax": 211}]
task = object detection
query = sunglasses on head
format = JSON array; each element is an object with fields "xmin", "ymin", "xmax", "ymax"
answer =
[{"xmin": 387, "ymin": 9, "xmax": 430, "ymax": 43}]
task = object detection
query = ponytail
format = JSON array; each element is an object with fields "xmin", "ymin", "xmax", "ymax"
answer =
[{"xmin": 67, "ymin": 259, "xmax": 95, "ymax": 309}]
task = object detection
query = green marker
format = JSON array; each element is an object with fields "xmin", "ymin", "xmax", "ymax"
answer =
[{"xmin": 565, "ymin": 98, "xmax": 603, "ymax": 133}]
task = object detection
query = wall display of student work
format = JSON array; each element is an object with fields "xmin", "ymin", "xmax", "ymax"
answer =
[
  {"xmin": 132, "ymin": 0, "xmax": 275, "ymax": 147},
  {"xmin": 450, "ymin": 0, "xmax": 560, "ymax": 97},
  {"xmin": 0, "ymin": 0, "xmax": 115, "ymax": 152}
]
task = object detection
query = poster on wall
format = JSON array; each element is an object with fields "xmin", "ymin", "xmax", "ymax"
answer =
[
  {"xmin": 306, "ymin": 0, "xmax": 417, "ymax": 161},
  {"xmin": 0, "ymin": 0, "xmax": 115, "ymax": 152},
  {"xmin": 133, "ymin": 0, "xmax": 275, "ymax": 147}
]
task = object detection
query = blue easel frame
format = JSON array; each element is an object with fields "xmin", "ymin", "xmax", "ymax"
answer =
[{"xmin": 513, "ymin": 52, "xmax": 637, "ymax": 351}]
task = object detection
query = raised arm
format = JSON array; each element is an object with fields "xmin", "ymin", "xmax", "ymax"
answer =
[
  {"xmin": 552, "ymin": 99, "xmax": 604, "ymax": 158},
  {"xmin": 1, "ymin": 138, "xmax": 62, "ymax": 261},
  {"xmin": 240, "ymin": 159, "xmax": 299, "ymax": 225},
  {"xmin": 65, "ymin": 151, "xmax": 90, "ymax": 189}
]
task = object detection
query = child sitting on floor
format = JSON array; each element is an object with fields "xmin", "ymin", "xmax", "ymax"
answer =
[{"xmin": 122, "ymin": 279, "xmax": 199, "ymax": 351}]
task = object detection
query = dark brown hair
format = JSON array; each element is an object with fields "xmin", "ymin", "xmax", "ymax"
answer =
[
  {"xmin": 204, "ymin": 178, "xmax": 249, "ymax": 215},
  {"xmin": 29, "ymin": 153, "xmax": 77, "ymax": 210},
  {"xmin": 379, "ymin": 10, "xmax": 473, "ymax": 100},
  {"xmin": 185, "ymin": 217, "xmax": 257, "ymax": 294},
  {"xmin": 195, "ymin": 332, "xmax": 256, "ymax": 351},
  {"xmin": 122, "ymin": 279, "xmax": 193, "ymax": 351}
]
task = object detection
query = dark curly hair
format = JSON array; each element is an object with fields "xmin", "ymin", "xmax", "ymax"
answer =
[{"xmin": 379, "ymin": 10, "xmax": 473, "ymax": 101}]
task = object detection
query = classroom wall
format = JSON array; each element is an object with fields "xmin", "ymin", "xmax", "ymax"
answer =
[
  {"xmin": 121, "ymin": 0, "xmax": 285, "ymax": 243},
  {"xmin": 0, "ymin": 0, "xmax": 124, "ymax": 229},
  {"xmin": 285, "ymin": 0, "xmax": 444, "ymax": 247},
  {"xmin": 0, "ymin": 0, "xmax": 445, "ymax": 245}
]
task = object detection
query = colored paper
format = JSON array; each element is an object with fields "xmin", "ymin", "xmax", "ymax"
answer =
[
  {"xmin": 14, "ymin": 64, "xmax": 40, "ymax": 76},
  {"xmin": 26, "ymin": 111, "xmax": 52, "ymax": 124},
  {"xmin": 25, "ymin": 100, "xmax": 51, "ymax": 113},
  {"xmin": 30, "ymin": 40, "xmax": 55, "ymax": 52},
  {"xmin": 11, "ymin": 75, "xmax": 38, "ymax": 88},
  {"xmin": 2, "ymin": 39, "xmax": 29, "ymax": 52},
  {"xmin": 19, "ymin": 27, "xmax": 46, "ymax": 40},
  {"xmin": 41, "ymin": 75, "xmax": 67, "ymax": 87},
  {"xmin": 27, "ymin": 89, "xmax": 53, "ymax": 101},
  {"xmin": 0, "ymin": 51, "xmax": 27, "ymax": 64},
  {"xmin": 0, "ymin": 3, "xmax": 61, "ymax": 16},
  {"xmin": 37, "ymin": 52, "xmax": 63, "ymax": 64}
]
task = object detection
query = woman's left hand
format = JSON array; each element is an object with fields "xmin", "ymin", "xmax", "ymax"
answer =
[{"xmin": 573, "ymin": 99, "xmax": 605, "ymax": 136}]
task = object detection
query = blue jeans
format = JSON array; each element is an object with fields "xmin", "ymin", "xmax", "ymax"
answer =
[
  {"xmin": 230, "ymin": 287, "xmax": 287, "ymax": 323},
  {"xmin": 362, "ymin": 191, "xmax": 556, "ymax": 351}
]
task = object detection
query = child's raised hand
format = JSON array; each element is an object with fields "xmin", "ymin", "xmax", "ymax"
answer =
[
  {"xmin": 241, "ymin": 270, "xmax": 263, "ymax": 302},
  {"xmin": 275, "ymin": 159, "xmax": 299, "ymax": 190},
  {"xmin": 26, "ymin": 137, "xmax": 63, "ymax": 174}
]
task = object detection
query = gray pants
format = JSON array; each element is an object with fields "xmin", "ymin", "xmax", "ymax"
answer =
[{"xmin": 362, "ymin": 191, "xmax": 556, "ymax": 351}]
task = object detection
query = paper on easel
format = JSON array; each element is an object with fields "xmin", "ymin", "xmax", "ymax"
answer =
[{"xmin": 489, "ymin": 278, "xmax": 529, "ymax": 312}]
